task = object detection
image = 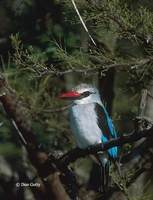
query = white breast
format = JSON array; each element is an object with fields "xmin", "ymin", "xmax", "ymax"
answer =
[{"xmin": 69, "ymin": 103, "xmax": 102, "ymax": 149}]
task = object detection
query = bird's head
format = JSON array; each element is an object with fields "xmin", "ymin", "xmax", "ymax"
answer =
[{"xmin": 59, "ymin": 83, "xmax": 101, "ymax": 105}]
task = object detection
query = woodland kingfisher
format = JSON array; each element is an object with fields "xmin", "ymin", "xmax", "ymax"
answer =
[{"xmin": 60, "ymin": 83, "xmax": 118, "ymax": 191}]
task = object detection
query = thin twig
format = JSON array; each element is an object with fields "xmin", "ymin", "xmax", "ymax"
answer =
[
  {"xmin": 43, "ymin": 105, "xmax": 71, "ymax": 113},
  {"xmin": 71, "ymin": 0, "xmax": 96, "ymax": 46}
]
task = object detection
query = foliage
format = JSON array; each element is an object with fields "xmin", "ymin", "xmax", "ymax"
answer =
[{"xmin": 0, "ymin": 0, "xmax": 153, "ymax": 199}]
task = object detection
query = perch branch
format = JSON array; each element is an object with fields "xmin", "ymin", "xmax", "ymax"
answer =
[{"xmin": 59, "ymin": 126, "xmax": 153, "ymax": 166}]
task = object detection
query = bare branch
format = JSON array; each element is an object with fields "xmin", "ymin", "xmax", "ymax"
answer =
[
  {"xmin": 59, "ymin": 126, "xmax": 153, "ymax": 166},
  {"xmin": 43, "ymin": 105, "xmax": 70, "ymax": 113},
  {"xmin": 36, "ymin": 57, "xmax": 153, "ymax": 77},
  {"xmin": 71, "ymin": 0, "xmax": 96, "ymax": 46}
]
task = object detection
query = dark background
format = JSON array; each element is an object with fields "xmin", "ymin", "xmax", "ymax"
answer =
[{"xmin": 0, "ymin": 0, "xmax": 153, "ymax": 199}]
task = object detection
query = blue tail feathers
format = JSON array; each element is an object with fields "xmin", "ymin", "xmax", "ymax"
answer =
[{"xmin": 101, "ymin": 135, "xmax": 118, "ymax": 158}]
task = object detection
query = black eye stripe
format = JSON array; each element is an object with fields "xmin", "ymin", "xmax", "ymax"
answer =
[{"xmin": 81, "ymin": 91, "xmax": 92, "ymax": 97}]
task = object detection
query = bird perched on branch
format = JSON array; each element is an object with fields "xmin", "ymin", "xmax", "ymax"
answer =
[{"xmin": 59, "ymin": 83, "xmax": 118, "ymax": 192}]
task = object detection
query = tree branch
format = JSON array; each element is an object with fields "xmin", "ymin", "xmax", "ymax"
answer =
[
  {"xmin": 0, "ymin": 74, "xmax": 72, "ymax": 200},
  {"xmin": 36, "ymin": 57, "xmax": 153, "ymax": 77},
  {"xmin": 59, "ymin": 127, "xmax": 153, "ymax": 166}
]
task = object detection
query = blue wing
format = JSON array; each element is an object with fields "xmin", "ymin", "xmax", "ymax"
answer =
[{"xmin": 95, "ymin": 103, "xmax": 118, "ymax": 159}]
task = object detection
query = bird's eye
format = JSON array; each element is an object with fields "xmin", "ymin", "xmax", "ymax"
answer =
[{"xmin": 81, "ymin": 91, "xmax": 92, "ymax": 97}]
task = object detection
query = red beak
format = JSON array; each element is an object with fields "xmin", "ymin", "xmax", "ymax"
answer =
[{"xmin": 59, "ymin": 91, "xmax": 81, "ymax": 99}]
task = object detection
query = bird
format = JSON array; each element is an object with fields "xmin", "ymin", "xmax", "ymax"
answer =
[{"xmin": 59, "ymin": 83, "xmax": 118, "ymax": 192}]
